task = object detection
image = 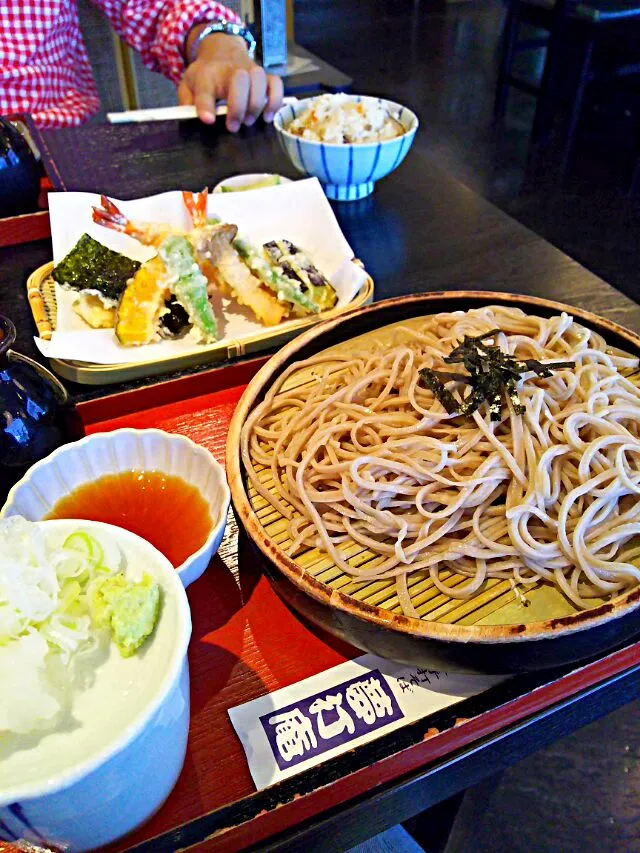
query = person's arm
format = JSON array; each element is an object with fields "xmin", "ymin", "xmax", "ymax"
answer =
[{"xmin": 91, "ymin": 0, "xmax": 283, "ymax": 130}]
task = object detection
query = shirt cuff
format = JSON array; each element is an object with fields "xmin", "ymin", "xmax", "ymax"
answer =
[{"xmin": 152, "ymin": 1, "xmax": 243, "ymax": 84}]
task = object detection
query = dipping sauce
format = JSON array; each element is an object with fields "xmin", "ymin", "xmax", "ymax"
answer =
[{"xmin": 45, "ymin": 470, "xmax": 212, "ymax": 568}]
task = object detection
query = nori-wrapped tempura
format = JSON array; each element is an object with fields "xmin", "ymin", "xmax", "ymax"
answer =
[{"xmin": 52, "ymin": 233, "xmax": 141, "ymax": 304}]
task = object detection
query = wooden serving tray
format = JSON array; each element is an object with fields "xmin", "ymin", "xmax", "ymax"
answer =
[
  {"xmin": 27, "ymin": 261, "xmax": 374, "ymax": 385},
  {"xmin": 64, "ymin": 355, "xmax": 640, "ymax": 853}
]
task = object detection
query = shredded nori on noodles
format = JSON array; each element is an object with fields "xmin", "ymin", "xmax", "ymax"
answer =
[{"xmin": 419, "ymin": 329, "xmax": 574, "ymax": 420}]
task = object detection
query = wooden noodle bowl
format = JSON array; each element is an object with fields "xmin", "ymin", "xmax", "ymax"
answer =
[{"xmin": 227, "ymin": 292, "xmax": 640, "ymax": 673}]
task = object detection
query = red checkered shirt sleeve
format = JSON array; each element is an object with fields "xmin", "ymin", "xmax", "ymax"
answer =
[{"xmin": 91, "ymin": 0, "xmax": 243, "ymax": 84}]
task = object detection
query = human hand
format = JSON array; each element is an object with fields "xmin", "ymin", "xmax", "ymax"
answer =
[{"xmin": 178, "ymin": 31, "xmax": 283, "ymax": 132}]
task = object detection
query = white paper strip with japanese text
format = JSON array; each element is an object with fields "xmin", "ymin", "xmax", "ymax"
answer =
[{"xmin": 228, "ymin": 653, "xmax": 505, "ymax": 790}]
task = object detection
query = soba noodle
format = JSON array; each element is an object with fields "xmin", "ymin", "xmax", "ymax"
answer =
[{"xmin": 241, "ymin": 306, "xmax": 640, "ymax": 614}]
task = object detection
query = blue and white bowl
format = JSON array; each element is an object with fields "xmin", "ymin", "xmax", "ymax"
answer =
[{"xmin": 274, "ymin": 95, "xmax": 419, "ymax": 201}]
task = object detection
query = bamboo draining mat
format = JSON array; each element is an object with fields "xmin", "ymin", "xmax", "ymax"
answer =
[{"xmin": 246, "ymin": 316, "xmax": 613, "ymax": 629}]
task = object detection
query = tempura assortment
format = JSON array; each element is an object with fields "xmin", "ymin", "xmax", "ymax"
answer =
[{"xmin": 51, "ymin": 189, "xmax": 338, "ymax": 347}]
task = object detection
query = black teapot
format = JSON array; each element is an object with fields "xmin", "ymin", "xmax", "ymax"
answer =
[
  {"xmin": 0, "ymin": 315, "xmax": 84, "ymax": 505},
  {"xmin": 0, "ymin": 117, "xmax": 41, "ymax": 218}
]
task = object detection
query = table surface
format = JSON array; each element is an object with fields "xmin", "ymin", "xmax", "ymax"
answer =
[
  {"xmin": 5, "ymin": 115, "xmax": 640, "ymax": 399},
  {"xmin": 1, "ymin": 120, "xmax": 640, "ymax": 852},
  {"xmin": 284, "ymin": 42, "xmax": 353, "ymax": 94}
]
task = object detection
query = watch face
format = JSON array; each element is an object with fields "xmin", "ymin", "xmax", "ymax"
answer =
[{"xmin": 191, "ymin": 22, "xmax": 254, "ymax": 63}]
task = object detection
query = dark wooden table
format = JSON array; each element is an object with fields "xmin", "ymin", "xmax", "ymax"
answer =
[
  {"xmin": 1, "ymin": 119, "xmax": 639, "ymax": 852},
  {"xmin": 284, "ymin": 42, "xmax": 353, "ymax": 94},
  {"xmin": 4, "ymin": 115, "xmax": 638, "ymax": 400}
]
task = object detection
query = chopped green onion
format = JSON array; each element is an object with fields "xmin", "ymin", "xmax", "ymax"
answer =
[{"xmin": 63, "ymin": 531, "xmax": 104, "ymax": 569}]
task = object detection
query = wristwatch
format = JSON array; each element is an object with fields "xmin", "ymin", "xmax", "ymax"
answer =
[{"xmin": 188, "ymin": 21, "xmax": 257, "ymax": 64}]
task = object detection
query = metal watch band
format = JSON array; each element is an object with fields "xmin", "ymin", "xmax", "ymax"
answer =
[{"xmin": 188, "ymin": 21, "xmax": 257, "ymax": 64}]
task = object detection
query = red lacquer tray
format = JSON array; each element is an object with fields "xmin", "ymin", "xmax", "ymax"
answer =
[{"xmin": 73, "ymin": 357, "xmax": 640, "ymax": 853}]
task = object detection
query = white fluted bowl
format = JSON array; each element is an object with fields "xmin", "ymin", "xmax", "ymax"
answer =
[
  {"xmin": 0, "ymin": 428, "xmax": 230, "ymax": 588},
  {"xmin": 0, "ymin": 519, "xmax": 191, "ymax": 852},
  {"xmin": 274, "ymin": 95, "xmax": 419, "ymax": 201}
]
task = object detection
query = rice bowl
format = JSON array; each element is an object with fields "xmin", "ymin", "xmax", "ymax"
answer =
[{"xmin": 274, "ymin": 95, "xmax": 419, "ymax": 201}]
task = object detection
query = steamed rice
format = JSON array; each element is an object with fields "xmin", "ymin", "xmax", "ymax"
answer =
[{"xmin": 287, "ymin": 94, "xmax": 404, "ymax": 144}]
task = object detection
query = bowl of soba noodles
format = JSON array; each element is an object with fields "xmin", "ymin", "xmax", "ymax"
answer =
[{"xmin": 227, "ymin": 292, "xmax": 640, "ymax": 673}]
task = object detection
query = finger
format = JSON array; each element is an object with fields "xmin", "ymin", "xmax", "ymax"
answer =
[
  {"xmin": 193, "ymin": 71, "xmax": 218, "ymax": 124},
  {"xmin": 263, "ymin": 75, "xmax": 284, "ymax": 123},
  {"xmin": 177, "ymin": 78, "xmax": 194, "ymax": 106},
  {"xmin": 244, "ymin": 67, "xmax": 267, "ymax": 126},
  {"xmin": 226, "ymin": 69, "xmax": 250, "ymax": 132}
]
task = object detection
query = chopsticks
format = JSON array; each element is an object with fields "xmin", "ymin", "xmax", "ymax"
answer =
[
  {"xmin": 107, "ymin": 105, "xmax": 204, "ymax": 123},
  {"xmin": 107, "ymin": 97, "xmax": 297, "ymax": 124}
]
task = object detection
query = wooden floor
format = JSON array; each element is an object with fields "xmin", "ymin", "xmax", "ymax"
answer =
[{"xmin": 295, "ymin": 1, "xmax": 640, "ymax": 851}]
